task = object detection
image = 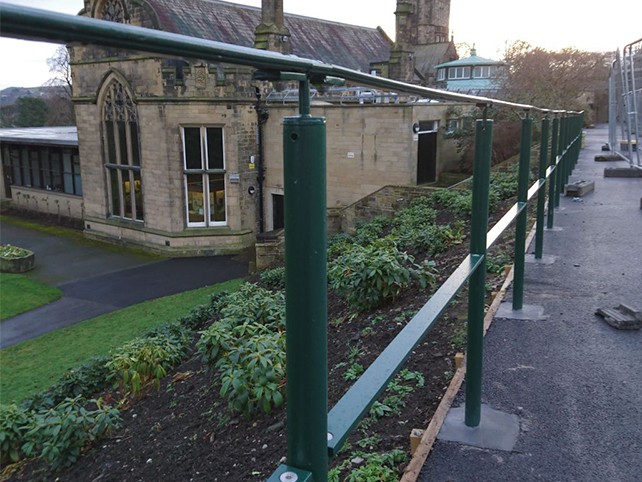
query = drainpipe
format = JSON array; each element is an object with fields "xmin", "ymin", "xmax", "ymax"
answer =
[{"xmin": 255, "ymin": 86, "xmax": 269, "ymax": 233}]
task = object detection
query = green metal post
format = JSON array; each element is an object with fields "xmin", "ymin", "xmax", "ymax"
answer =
[
  {"xmin": 556, "ymin": 115, "xmax": 567, "ymax": 203},
  {"xmin": 562, "ymin": 115, "xmax": 571, "ymax": 186},
  {"xmin": 282, "ymin": 79, "xmax": 328, "ymax": 481},
  {"xmin": 534, "ymin": 117, "xmax": 549, "ymax": 258},
  {"xmin": 548, "ymin": 115, "xmax": 560, "ymax": 224},
  {"xmin": 464, "ymin": 118, "xmax": 493, "ymax": 427},
  {"xmin": 512, "ymin": 114, "xmax": 533, "ymax": 311}
]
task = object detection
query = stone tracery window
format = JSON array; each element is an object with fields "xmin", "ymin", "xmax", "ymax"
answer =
[
  {"xmin": 101, "ymin": 0, "xmax": 125, "ymax": 23},
  {"xmin": 102, "ymin": 79, "xmax": 144, "ymax": 221}
]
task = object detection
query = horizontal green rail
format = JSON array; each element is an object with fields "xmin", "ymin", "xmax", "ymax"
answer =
[
  {"xmin": 0, "ymin": 2, "xmax": 575, "ymax": 114},
  {"xmin": 327, "ymin": 254, "xmax": 483, "ymax": 455},
  {"xmin": 328, "ymin": 125, "xmax": 582, "ymax": 453}
]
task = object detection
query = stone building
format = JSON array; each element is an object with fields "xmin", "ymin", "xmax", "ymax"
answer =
[{"xmin": 1, "ymin": 0, "xmax": 466, "ymax": 255}]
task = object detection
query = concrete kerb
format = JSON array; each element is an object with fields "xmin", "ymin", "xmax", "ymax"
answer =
[{"xmin": 401, "ymin": 223, "xmax": 538, "ymax": 482}]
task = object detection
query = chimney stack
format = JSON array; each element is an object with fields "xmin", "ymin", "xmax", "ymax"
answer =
[{"xmin": 255, "ymin": 0, "xmax": 291, "ymax": 53}]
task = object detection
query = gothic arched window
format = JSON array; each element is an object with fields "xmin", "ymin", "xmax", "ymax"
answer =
[
  {"xmin": 100, "ymin": 0, "xmax": 125, "ymax": 23},
  {"xmin": 102, "ymin": 79, "xmax": 144, "ymax": 221}
]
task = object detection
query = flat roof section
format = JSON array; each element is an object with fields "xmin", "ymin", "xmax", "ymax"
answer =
[{"xmin": 0, "ymin": 126, "xmax": 78, "ymax": 147}]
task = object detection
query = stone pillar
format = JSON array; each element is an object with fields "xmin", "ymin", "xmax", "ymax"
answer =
[{"xmin": 254, "ymin": 0, "xmax": 291, "ymax": 54}]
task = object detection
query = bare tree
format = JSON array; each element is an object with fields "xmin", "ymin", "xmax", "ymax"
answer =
[
  {"xmin": 45, "ymin": 45, "xmax": 75, "ymax": 125},
  {"xmin": 498, "ymin": 41, "xmax": 610, "ymax": 122}
]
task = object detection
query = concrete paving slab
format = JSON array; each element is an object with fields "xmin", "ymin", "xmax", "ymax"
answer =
[
  {"xmin": 495, "ymin": 302, "xmax": 547, "ymax": 321},
  {"xmin": 437, "ymin": 404, "xmax": 520, "ymax": 452},
  {"xmin": 524, "ymin": 254, "xmax": 557, "ymax": 265}
]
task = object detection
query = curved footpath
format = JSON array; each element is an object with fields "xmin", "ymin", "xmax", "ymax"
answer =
[
  {"xmin": 418, "ymin": 124, "xmax": 642, "ymax": 481},
  {"xmin": 0, "ymin": 225, "xmax": 247, "ymax": 348}
]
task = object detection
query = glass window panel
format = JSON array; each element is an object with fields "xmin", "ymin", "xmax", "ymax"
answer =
[
  {"xmin": 122, "ymin": 170, "xmax": 133, "ymax": 219},
  {"xmin": 183, "ymin": 127, "xmax": 202, "ymax": 169},
  {"xmin": 63, "ymin": 152, "xmax": 73, "ymax": 194},
  {"xmin": 208, "ymin": 174, "xmax": 226, "ymax": 223},
  {"xmin": 105, "ymin": 122, "xmax": 116, "ymax": 163},
  {"xmin": 133, "ymin": 170, "xmax": 143, "ymax": 221},
  {"xmin": 10, "ymin": 149, "xmax": 21, "ymax": 185},
  {"xmin": 206, "ymin": 128, "xmax": 224, "ymax": 169},
  {"xmin": 74, "ymin": 174, "xmax": 82, "ymax": 196},
  {"xmin": 130, "ymin": 122, "xmax": 140, "ymax": 166},
  {"xmin": 109, "ymin": 168, "xmax": 121, "ymax": 217},
  {"xmin": 186, "ymin": 173, "xmax": 205, "ymax": 224},
  {"xmin": 50, "ymin": 153, "xmax": 62, "ymax": 191},
  {"xmin": 29, "ymin": 151, "xmax": 41, "ymax": 188},
  {"xmin": 117, "ymin": 121, "xmax": 128, "ymax": 165},
  {"xmin": 21, "ymin": 150, "xmax": 30, "ymax": 186},
  {"xmin": 40, "ymin": 150, "xmax": 52, "ymax": 189}
]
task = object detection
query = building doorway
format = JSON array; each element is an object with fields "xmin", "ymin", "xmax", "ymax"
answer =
[
  {"xmin": 416, "ymin": 121, "xmax": 438, "ymax": 184},
  {"xmin": 272, "ymin": 193, "xmax": 284, "ymax": 230}
]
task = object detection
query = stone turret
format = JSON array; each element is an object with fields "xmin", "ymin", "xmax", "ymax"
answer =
[
  {"xmin": 389, "ymin": 0, "xmax": 453, "ymax": 82},
  {"xmin": 389, "ymin": 0, "xmax": 416, "ymax": 82},
  {"xmin": 254, "ymin": 0, "xmax": 291, "ymax": 53},
  {"xmin": 416, "ymin": 0, "xmax": 450, "ymax": 44}
]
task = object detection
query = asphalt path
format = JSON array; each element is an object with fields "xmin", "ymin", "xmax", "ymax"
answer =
[
  {"xmin": 419, "ymin": 125, "xmax": 642, "ymax": 481},
  {"xmin": 0, "ymin": 223, "xmax": 248, "ymax": 348}
]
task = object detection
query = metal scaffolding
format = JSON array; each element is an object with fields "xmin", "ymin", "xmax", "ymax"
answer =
[{"xmin": 609, "ymin": 38, "xmax": 642, "ymax": 168}]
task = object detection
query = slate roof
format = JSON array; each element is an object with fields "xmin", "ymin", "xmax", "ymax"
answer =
[
  {"xmin": 0, "ymin": 126, "xmax": 78, "ymax": 146},
  {"xmin": 414, "ymin": 42, "xmax": 457, "ymax": 77},
  {"xmin": 146, "ymin": 0, "xmax": 392, "ymax": 72}
]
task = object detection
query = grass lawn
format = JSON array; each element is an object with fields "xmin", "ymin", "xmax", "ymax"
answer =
[
  {"xmin": 0, "ymin": 278, "xmax": 243, "ymax": 404},
  {"xmin": 0, "ymin": 273, "xmax": 63, "ymax": 320}
]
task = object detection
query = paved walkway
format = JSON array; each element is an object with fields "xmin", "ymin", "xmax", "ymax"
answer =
[
  {"xmin": 0, "ymin": 223, "xmax": 248, "ymax": 348},
  {"xmin": 419, "ymin": 125, "xmax": 642, "ymax": 481}
]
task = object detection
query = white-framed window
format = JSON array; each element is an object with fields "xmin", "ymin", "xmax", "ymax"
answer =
[
  {"xmin": 103, "ymin": 79, "xmax": 144, "ymax": 221},
  {"xmin": 181, "ymin": 126, "xmax": 227, "ymax": 227},
  {"xmin": 437, "ymin": 68, "xmax": 446, "ymax": 81},
  {"xmin": 473, "ymin": 66, "xmax": 491, "ymax": 78},
  {"xmin": 448, "ymin": 66, "xmax": 471, "ymax": 79}
]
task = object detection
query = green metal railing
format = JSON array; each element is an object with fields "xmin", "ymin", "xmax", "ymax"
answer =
[{"xmin": 0, "ymin": 3, "xmax": 584, "ymax": 481}]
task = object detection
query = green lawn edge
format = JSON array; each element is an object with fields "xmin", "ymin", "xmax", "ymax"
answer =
[
  {"xmin": 0, "ymin": 278, "xmax": 243, "ymax": 404},
  {"xmin": 0, "ymin": 273, "xmax": 64, "ymax": 320}
]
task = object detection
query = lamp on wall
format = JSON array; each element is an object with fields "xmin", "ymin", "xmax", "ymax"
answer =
[{"xmin": 412, "ymin": 122, "xmax": 421, "ymax": 134}]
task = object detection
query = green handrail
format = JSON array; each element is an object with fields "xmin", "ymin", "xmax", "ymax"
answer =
[{"xmin": 0, "ymin": 4, "xmax": 586, "ymax": 481}]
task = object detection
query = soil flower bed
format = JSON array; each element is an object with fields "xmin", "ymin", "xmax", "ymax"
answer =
[{"xmin": 2, "ymin": 170, "xmax": 523, "ymax": 481}]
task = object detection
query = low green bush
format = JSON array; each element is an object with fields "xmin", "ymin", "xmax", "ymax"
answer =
[
  {"xmin": 328, "ymin": 239, "xmax": 437, "ymax": 311},
  {"xmin": 1, "ymin": 396, "xmax": 121, "ymax": 470},
  {"xmin": 259, "ymin": 266, "xmax": 285, "ymax": 291},
  {"xmin": 353, "ymin": 216, "xmax": 390, "ymax": 246},
  {"xmin": 0, "ymin": 403, "xmax": 31, "ymax": 465},
  {"xmin": 197, "ymin": 283, "xmax": 286, "ymax": 416},
  {"xmin": 106, "ymin": 326, "xmax": 191, "ymax": 397},
  {"xmin": 22, "ymin": 396, "xmax": 121, "ymax": 470},
  {"xmin": 21, "ymin": 356, "xmax": 110, "ymax": 411}
]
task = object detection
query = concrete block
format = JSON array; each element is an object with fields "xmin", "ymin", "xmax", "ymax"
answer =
[
  {"xmin": 604, "ymin": 167, "xmax": 642, "ymax": 178},
  {"xmin": 565, "ymin": 180, "xmax": 595, "ymax": 197},
  {"xmin": 438, "ymin": 404, "xmax": 520, "ymax": 451},
  {"xmin": 596, "ymin": 304, "xmax": 642, "ymax": 330},
  {"xmin": 594, "ymin": 154, "xmax": 620, "ymax": 162}
]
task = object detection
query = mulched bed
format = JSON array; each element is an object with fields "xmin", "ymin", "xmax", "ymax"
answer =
[{"xmin": 5, "ymin": 204, "xmax": 516, "ymax": 482}]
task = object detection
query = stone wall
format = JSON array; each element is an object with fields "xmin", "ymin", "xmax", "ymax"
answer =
[
  {"xmin": 337, "ymin": 184, "xmax": 438, "ymax": 233},
  {"xmin": 7, "ymin": 187, "xmax": 84, "ymax": 220}
]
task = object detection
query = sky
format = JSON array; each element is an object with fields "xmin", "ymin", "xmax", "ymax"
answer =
[{"xmin": 0, "ymin": 0, "xmax": 639, "ymax": 90}]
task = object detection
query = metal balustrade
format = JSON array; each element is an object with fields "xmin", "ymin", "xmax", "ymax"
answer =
[{"xmin": 0, "ymin": 3, "xmax": 584, "ymax": 481}]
